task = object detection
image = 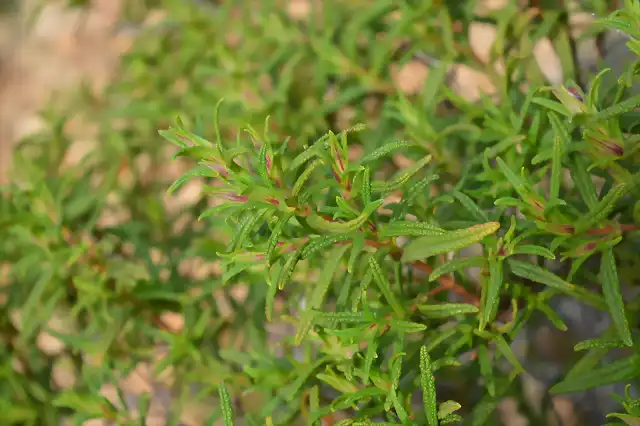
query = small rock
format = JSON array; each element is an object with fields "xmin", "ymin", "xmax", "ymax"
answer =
[
  {"xmin": 469, "ymin": 22, "xmax": 504, "ymax": 74},
  {"xmin": 159, "ymin": 311, "xmax": 185, "ymax": 333},
  {"xmin": 52, "ymin": 355, "xmax": 77, "ymax": 389},
  {"xmin": 37, "ymin": 331, "xmax": 65, "ymax": 356},
  {"xmin": 287, "ymin": 0, "xmax": 311, "ymax": 21},
  {"xmin": 451, "ymin": 64, "xmax": 497, "ymax": 102},
  {"xmin": 392, "ymin": 60, "xmax": 430, "ymax": 95},
  {"xmin": 551, "ymin": 396, "xmax": 581, "ymax": 426},
  {"xmin": 474, "ymin": 0, "xmax": 510, "ymax": 16},
  {"xmin": 120, "ymin": 362, "xmax": 153, "ymax": 395},
  {"xmin": 498, "ymin": 398, "xmax": 529, "ymax": 426},
  {"xmin": 533, "ymin": 37, "xmax": 564, "ymax": 84}
]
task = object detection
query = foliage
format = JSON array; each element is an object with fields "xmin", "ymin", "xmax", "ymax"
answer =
[{"xmin": 2, "ymin": 0, "xmax": 640, "ymax": 425}]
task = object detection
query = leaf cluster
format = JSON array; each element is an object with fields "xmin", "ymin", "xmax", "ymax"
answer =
[{"xmin": 2, "ymin": 0, "xmax": 640, "ymax": 425}]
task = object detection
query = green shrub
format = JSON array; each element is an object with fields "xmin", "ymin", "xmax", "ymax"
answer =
[{"xmin": 3, "ymin": 0, "xmax": 640, "ymax": 425}]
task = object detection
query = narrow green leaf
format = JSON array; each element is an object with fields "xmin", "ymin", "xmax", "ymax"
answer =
[
  {"xmin": 295, "ymin": 310, "xmax": 316, "ymax": 346},
  {"xmin": 440, "ymin": 414, "xmax": 463, "ymax": 424},
  {"xmin": 401, "ymin": 222, "xmax": 500, "ymax": 263},
  {"xmin": 168, "ymin": 165, "xmax": 218, "ymax": 194},
  {"xmin": 420, "ymin": 346, "xmax": 438, "ymax": 426},
  {"xmin": 437, "ymin": 400, "xmax": 462, "ymax": 419},
  {"xmin": 550, "ymin": 354, "xmax": 640, "ymax": 394},
  {"xmin": 429, "ymin": 256, "xmax": 486, "ymax": 281},
  {"xmin": 309, "ymin": 244, "xmax": 350, "ymax": 309},
  {"xmin": 452, "ymin": 190, "xmax": 488, "ymax": 222},
  {"xmin": 213, "ymin": 98, "xmax": 226, "ymax": 159},
  {"xmin": 493, "ymin": 334, "xmax": 524, "ymax": 374},
  {"xmin": 265, "ymin": 213, "xmax": 293, "ymax": 264},
  {"xmin": 218, "ymin": 382, "xmax": 234, "ymax": 426},
  {"xmin": 607, "ymin": 413, "xmax": 640, "ymax": 425},
  {"xmin": 347, "ymin": 235, "xmax": 366, "ymax": 274},
  {"xmin": 227, "ymin": 208, "xmax": 271, "ymax": 253},
  {"xmin": 292, "ymin": 159, "xmax": 324, "ymax": 197},
  {"xmin": 289, "ymin": 141, "xmax": 325, "ymax": 172},
  {"xmin": 20, "ymin": 269, "xmax": 54, "ymax": 340},
  {"xmin": 591, "ymin": 93, "xmax": 640, "ymax": 122},
  {"xmin": 390, "ymin": 320, "xmax": 427, "ymax": 334},
  {"xmin": 509, "ymin": 259, "xmax": 576, "ymax": 292},
  {"xmin": 301, "ymin": 234, "xmax": 352, "ymax": 260},
  {"xmin": 480, "ymin": 258, "xmax": 503, "ymax": 331},
  {"xmin": 575, "ymin": 184, "xmax": 627, "ymax": 233},
  {"xmin": 360, "ymin": 140, "xmax": 416, "ymax": 163},
  {"xmin": 314, "ymin": 311, "xmax": 373, "ymax": 325},
  {"xmin": 508, "ymin": 259, "xmax": 605, "ymax": 308},
  {"xmin": 277, "ymin": 247, "xmax": 304, "ymax": 290},
  {"xmin": 477, "ymin": 344, "xmax": 495, "ymax": 396},
  {"xmin": 417, "ymin": 303, "xmax": 479, "ymax": 318},
  {"xmin": 587, "ymin": 68, "xmax": 611, "ymax": 109},
  {"xmin": 532, "ymin": 97, "xmax": 571, "ymax": 117},
  {"xmin": 538, "ymin": 303, "xmax": 568, "ymax": 331},
  {"xmin": 574, "ymin": 338, "xmax": 628, "ymax": 351},
  {"xmin": 363, "ymin": 337, "xmax": 378, "ymax": 385},
  {"xmin": 371, "ymin": 155, "xmax": 432, "ymax": 194},
  {"xmin": 379, "ymin": 221, "xmax": 446, "ymax": 238},
  {"xmin": 496, "ymin": 157, "xmax": 530, "ymax": 200},
  {"xmin": 423, "ymin": 60, "xmax": 449, "ymax": 111},
  {"xmin": 550, "ymin": 134, "xmax": 563, "ymax": 202},
  {"xmin": 510, "ymin": 244, "xmax": 556, "ymax": 260},
  {"xmin": 600, "ymin": 248, "xmax": 633, "ymax": 346},
  {"xmin": 361, "ymin": 166, "xmax": 372, "ymax": 205},
  {"xmin": 307, "ymin": 200, "xmax": 383, "ymax": 234},
  {"xmin": 309, "ymin": 385, "xmax": 320, "ymax": 426},
  {"xmin": 317, "ymin": 372, "xmax": 359, "ymax": 394},
  {"xmin": 368, "ymin": 257, "xmax": 405, "ymax": 317}
]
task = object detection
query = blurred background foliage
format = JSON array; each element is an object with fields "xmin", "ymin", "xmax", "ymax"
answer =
[{"xmin": 1, "ymin": 0, "xmax": 639, "ymax": 425}]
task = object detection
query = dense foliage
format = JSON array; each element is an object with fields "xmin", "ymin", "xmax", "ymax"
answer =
[{"xmin": 3, "ymin": 0, "xmax": 640, "ymax": 425}]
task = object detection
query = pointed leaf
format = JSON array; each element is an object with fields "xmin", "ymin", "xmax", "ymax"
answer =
[
  {"xmin": 550, "ymin": 354, "xmax": 640, "ymax": 394},
  {"xmin": 420, "ymin": 346, "xmax": 438, "ymax": 426},
  {"xmin": 347, "ymin": 235, "xmax": 366, "ymax": 274},
  {"xmin": 307, "ymin": 200, "xmax": 383, "ymax": 234},
  {"xmin": 569, "ymin": 156, "xmax": 598, "ymax": 209},
  {"xmin": 508, "ymin": 259, "xmax": 605, "ymax": 308},
  {"xmin": 294, "ymin": 310, "xmax": 316, "ymax": 346},
  {"xmin": 417, "ymin": 303, "xmax": 479, "ymax": 318},
  {"xmin": 390, "ymin": 320, "xmax": 427, "ymax": 334},
  {"xmin": 590, "ymin": 93, "xmax": 640, "ymax": 122},
  {"xmin": 379, "ymin": 221, "xmax": 446, "ymax": 238},
  {"xmin": 510, "ymin": 244, "xmax": 556, "ymax": 260},
  {"xmin": 265, "ymin": 213, "xmax": 293, "ymax": 264},
  {"xmin": 310, "ymin": 244, "xmax": 351, "ymax": 309},
  {"xmin": 477, "ymin": 344, "xmax": 495, "ymax": 396},
  {"xmin": 401, "ymin": 222, "xmax": 500, "ymax": 263},
  {"xmin": 276, "ymin": 247, "xmax": 304, "ymax": 291},
  {"xmin": 600, "ymin": 248, "xmax": 633, "ymax": 346},
  {"xmin": 368, "ymin": 257, "xmax": 405, "ymax": 317},
  {"xmin": 452, "ymin": 190, "xmax": 488, "ymax": 222},
  {"xmin": 301, "ymin": 234, "xmax": 353, "ymax": 260},
  {"xmin": 292, "ymin": 159, "xmax": 324, "ymax": 197},
  {"xmin": 428, "ymin": 256, "xmax": 486, "ymax": 281},
  {"xmin": 574, "ymin": 338, "xmax": 628, "ymax": 351},
  {"xmin": 218, "ymin": 382, "xmax": 234, "ymax": 426},
  {"xmin": 480, "ymin": 258, "xmax": 503, "ymax": 331},
  {"xmin": 575, "ymin": 184, "xmax": 627, "ymax": 233},
  {"xmin": 363, "ymin": 337, "xmax": 378, "ymax": 385},
  {"xmin": 372, "ymin": 155, "xmax": 432, "ymax": 194},
  {"xmin": 168, "ymin": 165, "xmax": 218, "ymax": 194},
  {"xmin": 360, "ymin": 140, "xmax": 416, "ymax": 163}
]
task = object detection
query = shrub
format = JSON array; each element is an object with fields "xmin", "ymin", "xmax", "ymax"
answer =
[{"xmin": 2, "ymin": 0, "xmax": 640, "ymax": 425}]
